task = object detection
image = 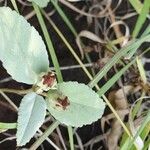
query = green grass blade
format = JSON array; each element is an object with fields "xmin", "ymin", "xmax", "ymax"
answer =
[
  {"xmin": 88, "ymin": 34, "xmax": 150, "ymax": 88},
  {"xmin": 129, "ymin": 0, "xmax": 143, "ymax": 14},
  {"xmin": 51, "ymin": 0, "xmax": 77, "ymax": 36},
  {"xmin": 136, "ymin": 57, "xmax": 147, "ymax": 84},
  {"xmin": 132, "ymin": 0, "xmax": 150, "ymax": 38},
  {"xmin": 97, "ymin": 60, "xmax": 135, "ymax": 96},
  {"xmin": 143, "ymin": 137, "xmax": 150, "ymax": 150},
  {"xmin": 121, "ymin": 111, "xmax": 150, "ymax": 150},
  {"xmin": 29, "ymin": 121, "xmax": 60, "ymax": 150},
  {"xmin": 10, "ymin": 0, "xmax": 19, "ymax": 12},
  {"xmin": 132, "ymin": 99, "xmax": 143, "ymax": 119},
  {"xmin": 32, "ymin": 3, "xmax": 63, "ymax": 83},
  {"xmin": 68, "ymin": 126, "xmax": 74, "ymax": 150},
  {"xmin": 0, "ymin": 122, "xmax": 17, "ymax": 129},
  {"xmin": 140, "ymin": 121, "xmax": 150, "ymax": 142},
  {"xmin": 141, "ymin": 25, "xmax": 150, "ymax": 37}
]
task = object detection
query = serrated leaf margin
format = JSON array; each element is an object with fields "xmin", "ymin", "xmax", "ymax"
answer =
[{"xmin": 17, "ymin": 92, "xmax": 46, "ymax": 146}]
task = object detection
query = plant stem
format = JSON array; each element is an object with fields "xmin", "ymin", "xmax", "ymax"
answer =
[
  {"xmin": 29, "ymin": 121, "xmax": 60, "ymax": 150},
  {"xmin": 0, "ymin": 91, "xmax": 18, "ymax": 111},
  {"xmin": 51, "ymin": 0, "xmax": 77, "ymax": 36},
  {"xmin": 68, "ymin": 126, "xmax": 74, "ymax": 150},
  {"xmin": 0, "ymin": 88, "xmax": 32, "ymax": 95},
  {"xmin": 0, "ymin": 122, "xmax": 17, "ymax": 129},
  {"xmin": 32, "ymin": 2, "xmax": 63, "ymax": 83}
]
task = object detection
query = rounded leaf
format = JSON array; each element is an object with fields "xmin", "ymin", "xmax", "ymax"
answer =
[
  {"xmin": 47, "ymin": 82, "xmax": 105, "ymax": 127},
  {"xmin": 28, "ymin": 0, "xmax": 49, "ymax": 7},
  {"xmin": 17, "ymin": 92, "xmax": 46, "ymax": 146},
  {"xmin": 0, "ymin": 7, "xmax": 49, "ymax": 84}
]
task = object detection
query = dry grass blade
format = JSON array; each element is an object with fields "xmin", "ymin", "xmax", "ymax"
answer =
[
  {"xmin": 74, "ymin": 131, "xmax": 84, "ymax": 150},
  {"xmin": 0, "ymin": 136, "xmax": 16, "ymax": 144},
  {"xmin": 58, "ymin": 0, "xmax": 111, "ymax": 18},
  {"xmin": 76, "ymin": 30, "xmax": 105, "ymax": 59},
  {"xmin": 106, "ymin": 86, "xmax": 138, "ymax": 150}
]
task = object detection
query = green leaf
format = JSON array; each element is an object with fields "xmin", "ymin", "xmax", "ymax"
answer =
[
  {"xmin": 132, "ymin": 0, "xmax": 150, "ymax": 38},
  {"xmin": 0, "ymin": 7, "xmax": 49, "ymax": 84},
  {"xmin": 129, "ymin": 0, "xmax": 143, "ymax": 14},
  {"xmin": 29, "ymin": 0, "xmax": 49, "ymax": 7},
  {"xmin": 47, "ymin": 82, "xmax": 105, "ymax": 127},
  {"xmin": 141, "ymin": 25, "xmax": 150, "ymax": 36},
  {"xmin": 17, "ymin": 92, "xmax": 46, "ymax": 146},
  {"xmin": 97, "ymin": 60, "xmax": 135, "ymax": 96}
]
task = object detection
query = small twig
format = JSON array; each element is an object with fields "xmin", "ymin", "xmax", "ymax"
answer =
[
  {"xmin": 74, "ymin": 131, "xmax": 84, "ymax": 150},
  {"xmin": 0, "ymin": 88, "xmax": 33, "ymax": 95},
  {"xmin": 0, "ymin": 101, "xmax": 17, "ymax": 112},
  {"xmin": 0, "ymin": 91, "xmax": 18, "ymax": 111},
  {"xmin": 38, "ymin": 130, "xmax": 61, "ymax": 150},
  {"xmin": 25, "ymin": 10, "xmax": 36, "ymax": 20},
  {"xmin": 56, "ymin": 127, "xmax": 67, "ymax": 150},
  {"xmin": 0, "ymin": 77, "xmax": 12, "ymax": 83},
  {"xmin": 0, "ymin": 136, "xmax": 16, "ymax": 144},
  {"xmin": 25, "ymin": 10, "xmax": 55, "ymax": 20},
  {"xmin": 50, "ymin": 63, "xmax": 93, "ymax": 71},
  {"xmin": 108, "ymin": 7, "xmax": 123, "ymax": 45},
  {"xmin": 29, "ymin": 121, "xmax": 60, "ymax": 150}
]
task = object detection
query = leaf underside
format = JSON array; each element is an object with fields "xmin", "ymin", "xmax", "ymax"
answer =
[
  {"xmin": 47, "ymin": 82, "xmax": 106, "ymax": 127},
  {"xmin": 17, "ymin": 92, "xmax": 46, "ymax": 146},
  {"xmin": 0, "ymin": 7, "xmax": 49, "ymax": 84}
]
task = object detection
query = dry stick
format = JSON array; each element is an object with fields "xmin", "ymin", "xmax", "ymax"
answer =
[
  {"xmin": 56, "ymin": 128, "xmax": 67, "ymax": 150},
  {"xmin": 108, "ymin": 7, "xmax": 123, "ymax": 44},
  {"xmin": 0, "ymin": 0, "xmax": 4, "ymax": 3},
  {"xmin": 0, "ymin": 88, "xmax": 33, "ymax": 95},
  {"xmin": 0, "ymin": 99, "xmax": 17, "ymax": 112},
  {"xmin": 50, "ymin": 63, "xmax": 93, "ymax": 71},
  {"xmin": 25, "ymin": 10, "xmax": 55, "ymax": 20},
  {"xmin": 0, "ymin": 77, "xmax": 12, "ymax": 83},
  {"xmin": 37, "ymin": 130, "xmax": 61, "ymax": 150},
  {"xmin": 74, "ymin": 131, "xmax": 84, "ymax": 150},
  {"xmin": 0, "ymin": 91, "xmax": 18, "ymax": 111},
  {"xmin": 25, "ymin": 10, "xmax": 36, "ymax": 20},
  {"xmin": 29, "ymin": 121, "xmax": 60, "ymax": 150},
  {"xmin": 17, "ymin": 0, "xmax": 32, "ymax": 6},
  {"xmin": 0, "ymin": 136, "xmax": 16, "ymax": 144}
]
